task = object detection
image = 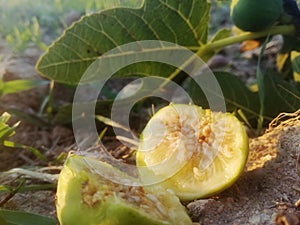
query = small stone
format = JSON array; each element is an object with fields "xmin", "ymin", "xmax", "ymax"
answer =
[
  {"xmin": 249, "ymin": 211, "xmax": 270, "ymax": 225},
  {"xmin": 248, "ymin": 214, "xmax": 262, "ymax": 225},
  {"xmin": 207, "ymin": 54, "xmax": 229, "ymax": 69},
  {"xmin": 187, "ymin": 199, "xmax": 216, "ymax": 222}
]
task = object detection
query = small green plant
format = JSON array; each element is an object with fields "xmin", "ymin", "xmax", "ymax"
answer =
[
  {"xmin": 0, "ymin": 0, "xmax": 141, "ymax": 52},
  {"xmin": 0, "ymin": 112, "xmax": 46, "ymax": 161},
  {"xmin": 0, "ymin": 112, "xmax": 19, "ymax": 143},
  {"xmin": 0, "ymin": 112, "xmax": 57, "ymax": 224},
  {"xmin": 0, "ymin": 209, "xmax": 56, "ymax": 225},
  {"xmin": 0, "ymin": 79, "xmax": 49, "ymax": 97},
  {"xmin": 6, "ymin": 17, "xmax": 48, "ymax": 52}
]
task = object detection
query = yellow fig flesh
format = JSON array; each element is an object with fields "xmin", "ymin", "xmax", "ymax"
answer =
[
  {"xmin": 56, "ymin": 154, "xmax": 193, "ymax": 225},
  {"xmin": 136, "ymin": 104, "xmax": 249, "ymax": 201}
]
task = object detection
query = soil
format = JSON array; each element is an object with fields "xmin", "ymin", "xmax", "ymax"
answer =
[
  {"xmin": 0, "ymin": 26, "xmax": 300, "ymax": 225},
  {"xmin": 188, "ymin": 117, "xmax": 300, "ymax": 225}
]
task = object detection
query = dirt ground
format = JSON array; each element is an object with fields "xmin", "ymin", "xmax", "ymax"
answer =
[
  {"xmin": 188, "ymin": 116, "xmax": 300, "ymax": 225},
  {"xmin": 0, "ymin": 32, "xmax": 300, "ymax": 225}
]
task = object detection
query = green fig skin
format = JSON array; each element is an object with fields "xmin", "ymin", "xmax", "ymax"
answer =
[
  {"xmin": 56, "ymin": 154, "xmax": 193, "ymax": 225},
  {"xmin": 231, "ymin": 0, "xmax": 283, "ymax": 32}
]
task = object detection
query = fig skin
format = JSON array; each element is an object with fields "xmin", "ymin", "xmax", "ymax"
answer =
[
  {"xmin": 56, "ymin": 154, "xmax": 193, "ymax": 225},
  {"xmin": 231, "ymin": 0, "xmax": 283, "ymax": 31}
]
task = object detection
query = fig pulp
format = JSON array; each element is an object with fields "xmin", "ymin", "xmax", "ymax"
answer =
[
  {"xmin": 56, "ymin": 154, "xmax": 193, "ymax": 225},
  {"xmin": 136, "ymin": 104, "xmax": 249, "ymax": 201}
]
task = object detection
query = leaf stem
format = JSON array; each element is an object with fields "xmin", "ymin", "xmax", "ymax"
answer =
[
  {"xmin": 164, "ymin": 25, "xmax": 295, "ymax": 86},
  {"xmin": 197, "ymin": 25, "xmax": 295, "ymax": 58}
]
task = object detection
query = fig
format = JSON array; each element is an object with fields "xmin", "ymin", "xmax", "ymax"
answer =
[
  {"xmin": 136, "ymin": 104, "xmax": 248, "ymax": 201},
  {"xmin": 56, "ymin": 154, "xmax": 193, "ymax": 225},
  {"xmin": 231, "ymin": 0, "xmax": 283, "ymax": 31}
]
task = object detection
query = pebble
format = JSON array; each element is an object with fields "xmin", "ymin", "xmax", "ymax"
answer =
[{"xmin": 187, "ymin": 199, "xmax": 216, "ymax": 222}]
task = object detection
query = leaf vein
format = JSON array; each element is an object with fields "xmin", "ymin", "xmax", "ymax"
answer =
[
  {"xmin": 66, "ymin": 32, "xmax": 98, "ymax": 57},
  {"xmin": 159, "ymin": 0, "xmax": 200, "ymax": 45},
  {"xmin": 127, "ymin": 10, "xmax": 161, "ymax": 40},
  {"xmin": 85, "ymin": 18, "xmax": 120, "ymax": 50}
]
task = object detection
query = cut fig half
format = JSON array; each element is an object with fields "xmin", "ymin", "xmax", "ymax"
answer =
[
  {"xmin": 56, "ymin": 154, "xmax": 193, "ymax": 225},
  {"xmin": 136, "ymin": 104, "xmax": 249, "ymax": 201}
]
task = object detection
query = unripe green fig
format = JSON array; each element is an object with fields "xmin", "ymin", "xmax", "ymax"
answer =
[
  {"xmin": 231, "ymin": 0, "xmax": 283, "ymax": 32},
  {"xmin": 56, "ymin": 154, "xmax": 193, "ymax": 225}
]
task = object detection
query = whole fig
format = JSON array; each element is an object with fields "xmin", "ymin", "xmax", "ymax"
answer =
[{"xmin": 231, "ymin": 0, "xmax": 283, "ymax": 31}]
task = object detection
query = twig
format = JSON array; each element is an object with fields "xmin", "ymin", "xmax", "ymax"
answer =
[{"xmin": 3, "ymin": 168, "xmax": 58, "ymax": 183}]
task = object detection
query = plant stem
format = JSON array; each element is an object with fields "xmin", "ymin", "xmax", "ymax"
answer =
[
  {"xmin": 165, "ymin": 25, "xmax": 295, "ymax": 83},
  {"xmin": 197, "ymin": 25, "xmax": 295, "ymax": 58}
]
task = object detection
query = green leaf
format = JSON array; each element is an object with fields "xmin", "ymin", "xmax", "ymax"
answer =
[
  {"xmin": 293, "ymin": 55, "xmax": 300, "ymax": 73},
  {"xmin": 187, "ymin": 71, "xmax": 260, "ymax": 126},
  {"xmin": 188, "ymin": 70, "xmax": 300, "ymax": 128},
  {"xmin": 52, "ymin": 100, "xmax": 113, "ymax": 125},
  {"xmin": 0, "ymin": 112, "xmax": 11, "ymax": 124},
  {"xmin": 276, "ymin": 52, "xmax": 293, "ymax": 79},
  {"xmin": 277, "ymin": 51, "xmax": 300, "ymax": 81},
  {"xmin": 36, "ymin": 0, "xmax": 211, "ymax": 84},
  {"xmin": 0, "ymin": 209, "xmax": 57, "ymax": 225},
  {"xmin": 1, "ymin": 108, "xmax": 49, "ymax": 128},
  {"xmin": 209, "ymin": 28, "xmax": 231, "ymax": 44},
  {"xmin": 272, "ymin": 30, "xmax": 300, "ymax": 80},
  {"xmin": 202, "ymin": 28, "xmax": 231, "ymax": 62},
  {"xmin": 3, "ymin": 141, "xmax": 47, "ymax": 161},
  {"xmin": 0, "ymin": 113, "xmax": 46, "ymax": 161},
  {"xmin": 281, "ymin": 35, "xmax": 300, "ymax": 53},
  {"xmin": 256, "ymin": 36, "xmax": 271, "ymax": 130},
  {"xmin": 257, "ymin": 36, "xmax": 300, "ymax": 127},
  {"xmin": 0, "ymin": 79, "xmax": 49, "ymax": 96},
  {"xmin": 0, "ymin": 184, "xmax": 56, "ymax": 194},
  {"xmin": 0, "ymin": 185, "xmax": 12, "ymax": 193},
  {"xmin": 259, "ymin": 71, "xmax": 300, "ymax": 121},
  {"xmin": 0, "ymin": 113, "xmax": 19, "ymax": 143},
  {"xmin": 292, "ymin": 52, "xmax": 300, "ymax": 81}
]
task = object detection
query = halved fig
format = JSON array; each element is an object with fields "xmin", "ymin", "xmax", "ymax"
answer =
[
  {"xmin": 56, "ymin": 154, "xmax": 193, "ymax": 225},
  {"xmin": 136, "ymin": 104, "xmax": 249, "ymax": 201}
]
